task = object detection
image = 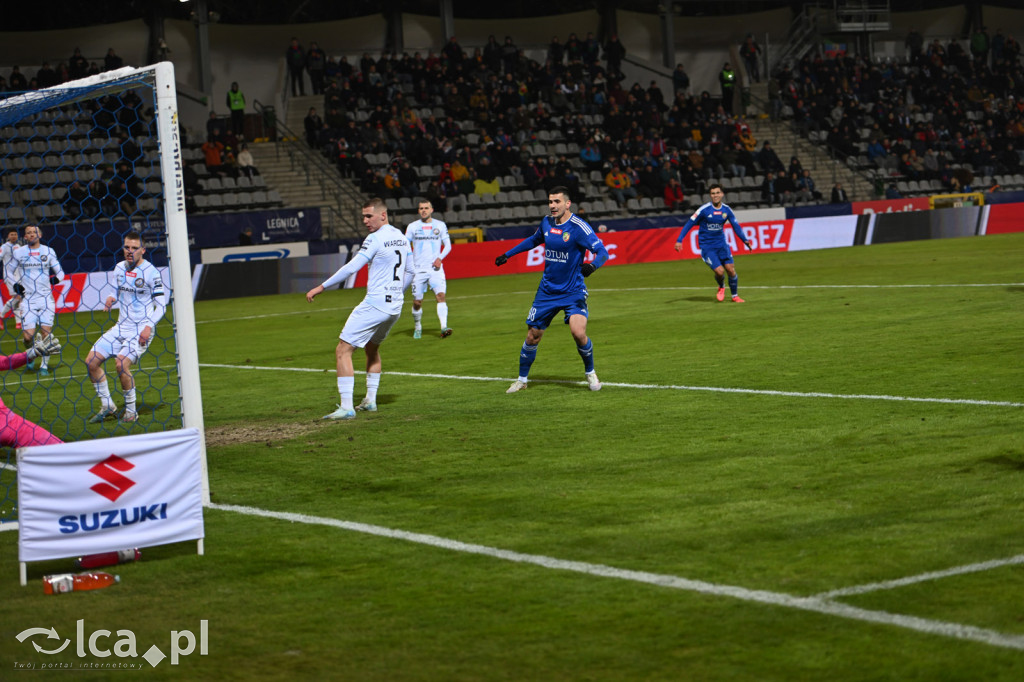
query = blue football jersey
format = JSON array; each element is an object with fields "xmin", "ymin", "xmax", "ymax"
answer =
[
  {"xmin": 677, "ymin": 202, "xmax": 746, "ymax": 249},
  {"xmin": 508, "ymin": 213, "xmax": 609, "ymax": 296}
]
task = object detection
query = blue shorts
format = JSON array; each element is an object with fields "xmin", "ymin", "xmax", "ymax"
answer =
[
  {"xmin": 700, "ymin": 244, "xmax": 734, "ymax": 270},
  {"xmin": 525, "ymin": 292, "xmax": 589, "ymax": 329}
]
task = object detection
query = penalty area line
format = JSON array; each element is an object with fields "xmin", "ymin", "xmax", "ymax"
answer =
[
  {"xmin": 198, "ymin": 363, "xmax": 1024, "ymax": 408},
  {"xmin": 207, "ymin": 502, "xmax": 1024, "ymax": 652}
]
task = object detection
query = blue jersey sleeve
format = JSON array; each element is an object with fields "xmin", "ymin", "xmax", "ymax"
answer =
[
  {"xmin": 505, "ymin": 226, "xmax": 545, "ymax": 259},
  {"xmin": 677, "ymin": 211, "xmax": 700, "ymax": 242},
  {"xmin": 725, "ymin": 207, "xmax": 748, "ymax": 244}
]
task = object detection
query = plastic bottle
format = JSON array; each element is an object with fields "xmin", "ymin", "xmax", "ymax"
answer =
[
  {"xmin": 74, "ymin": 548, "xmax": 141, "ymax": 569},
  {"xmin": 43, "ymin": 572, "xmax": 120, "ymax": 595}
]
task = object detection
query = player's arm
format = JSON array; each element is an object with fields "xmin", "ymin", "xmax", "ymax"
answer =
[
  {"xmin": 435, "ymin": 229, "xmax": 452, "ymax": 269},
  {"xmin": 49, "ymin": 253, "xmax": 65, "ymax": 286},
  {"xmin": 495, "ymin": 228, "xmax": 543, "ymax": 266},
  {"xmin": 142, "ymin": 280, "xmax": 168, "ymax": 345},
  {"xmin": 308, "ymin": 251, "xmax": 371, "ymax": 301},
  {"xmin": 403, "ymin": 245, "xmax": 416, "ymax": 291},
  {"xmin": 727, "ymin": 208, "xmax": 752, "ymax": 249},
  {"xmin": 675, "ymin": 214, "xmax": 698, "ymax": 252},
  {"xmin": 580, "ymin": 236, "xmax": 610, "ymax": 277}
]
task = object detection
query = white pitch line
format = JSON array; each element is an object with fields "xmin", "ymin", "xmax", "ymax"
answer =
[
  {"xmin": 814, "ymin": 554, "xmax": 1024, "ymax": 599},
  {"xmin": 207, "ymin": 502, "xmax": 1024, "ymax": 652},
  {"xmin": 198, "ymin": 363, "xmax": 1024, "ymax": 408},
  {"xmin": 193, "ymin": 282, "xmax": 1024, "ymax": 324}
]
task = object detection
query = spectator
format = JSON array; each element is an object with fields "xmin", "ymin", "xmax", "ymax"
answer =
[
  {"xmin": 672, "ymin": 63, "xmax": 690, "ymax": 96},
  {"xmin": 237, "ymin": 143, "xmax": 259, "ymax": 178},
  {"xmin": 8, "ymin": 66, "xmax": 26, "ymax": 91},
  {"xmin": 719, "ymin": 62, "xmax": 737, "ymax": 115},
  {"xmin": 69, "ymin": 47, "xmax": 88, "ymax": 79},
  {"xmin": 286, "ymin": 37, "xmax": 306, "ymax": 96},
  {"xmin": 304, "ymin": 107, "xmax": 323, "ymax": 149},
  {"xmin": 547, "ymin": 36, "xmax": 565, "ymax": 66},
  {"xmin": 306, "ymin": 41, "xmax": 326, "ymax": 95},
  {"xmin": 239, "ymin": 228, "xmax": 254, "ymax": 245},
  {"xmin": 604, "ymin": 34, "xmax": 626, "ymax": 79},
  {"xmin": 202, "ymin": 134, "xmax": 228, "ymax": 177},
  {"xmin": 740, "ymin": 34, "xmax": 762, "ymax": 83},
  {"xmin": 830, "ymin": 182, "xmax": 849, "ymax": 203},
  {"xmin": 799, "ymin": 170, "xmax": 822, "ymax": 200},
  {"xmin": 605, "ymin": 165, "xmax": 637, "ymax": 206},
  {"xmin": 757, "ymin": 141, "xmax": 785, "ymax": 174},
  {"xmin": 104, "ymin": 48, "xmax": 124, "ymax": 72},
  {"xmin": 225, "ymin": 81, "xmax": 246, "ymax": 137},
  {"xmin": 905, "ymin": 29, "xmax": 924, "ymax": 63},
  {"xmin": 664, "ymin": 177, "xmax": 685, "ymax": 211},
  {"xmin": 885, "ymin": 182, "xmax": 903, "ymax": 199},
  {"xmin": 397, "ymin": 160, "xmax": 420, "ymax": 198},
  {"xmin": 760, "ymin": 172, "xmax": 779, "ymax": 205}
]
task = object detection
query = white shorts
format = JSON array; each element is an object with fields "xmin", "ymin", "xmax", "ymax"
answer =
[
  {"xmin": 411, "ymin": 269, "xmax": 447, "ymax": 301},
  {"xmin": 340, "ymin": 301, "xmax": 400, "ymax": 348},
  {"xmin": 20, "ymin": 295, "xmax": 55, "ymax": 330},
  {"xmin": 90, "ymin": 324, "xmax": 151, "ymax": 363}
]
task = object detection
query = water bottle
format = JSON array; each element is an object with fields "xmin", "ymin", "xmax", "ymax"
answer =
[
  {"xmin": 74, "ymin": 548, "xmax": 141, "ymax": 569},
  {"xmin": 43, "ymin": 572, "xmax": 120, "ymax": 595}
]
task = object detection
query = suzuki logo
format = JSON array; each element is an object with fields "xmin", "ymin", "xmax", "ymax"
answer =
[{"xmin": 89, "ymin": 455, "xmax": 136, "ymax": 502}]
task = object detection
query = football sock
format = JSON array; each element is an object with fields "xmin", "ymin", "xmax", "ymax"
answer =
[
  {"xmin": 437, "ymin": 302, "xmax": 448, "ymax": 328},
  {"xmin": 1, "ymin": 298, "xmax": 13, "ymax": 316},
  {"xmin": 715, "ymin": 274, "xmax": 725, "ymax": 288},
  {"xmin": 123, "ymin": 388, "xmax": 136, "ymax": 414},
  {"xmin": 411, "ymin": 307, "xmax": 423, "ymax": 329},
  {"xmin": 39, "ymin": 355, "xmax": 48, "ymax": 370},
  {"xmin": 729, "ymin": 275, "xmax": 738, "ymax": 297},
  {"xmin": 93, "ymin": 379, "xmax": 115, "ymax": 410},
  {"xmin": 365, "ymin": 372, "xmax": 380, "ymax": 404},
  {"xmin": 576, "ymin": 338, "xmax": 595, "ymax": 373},
  {"xmin": 519, "ymin": 342, "xmax": 538, "ymax": 379},
  {"xmin": 337, "ymin": 376, "xmax": 355, "ymax": 411}
]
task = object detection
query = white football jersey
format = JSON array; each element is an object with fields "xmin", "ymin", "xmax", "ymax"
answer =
[
  {"xmin": 357, "ymin": 224, "xmax": 413, "ymax": 315},
  {"xmin": 112, "ymin": 259, "xmax": 166, "ymax": 327},
  {"xmin": 405, "ymin": 219, "xmax": 452, "ymax": 273},
  {"xmin": 7, "ymin": 243, "xmax": 64, "ymax": 299},
  {"xmin": 0, "ymin": 241, "xmax": 19, "ymax": 272}
]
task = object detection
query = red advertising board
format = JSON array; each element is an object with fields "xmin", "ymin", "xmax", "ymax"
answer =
[
  {"xmin": 985, "ymin": 203, "xmax": 1024, "ymax": 235},
  {"xmin": 851, "ymin": 197, "xmax": 930, "ymax": 215}
]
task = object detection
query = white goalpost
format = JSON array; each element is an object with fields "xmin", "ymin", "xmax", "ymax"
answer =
[{"xmin": 0, "ymin": 62, "xmax": 209, "ymax": 581}]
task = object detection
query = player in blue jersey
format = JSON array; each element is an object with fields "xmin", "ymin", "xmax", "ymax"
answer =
[
  {"xmin": 674, "ymin": 184, "xmax": 752, "ymax": 303},
  {"xmin": 494, "ymin": 186, "xmax": 609, "ymax": 393}
]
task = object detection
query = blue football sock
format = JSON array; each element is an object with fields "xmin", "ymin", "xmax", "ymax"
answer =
[
  {"xmin": 729, "ymin": 275, "xmax": 738, "ymax": 297},
  {"xmin": 519, "ymin": 342, "xmax": 538, "ymax": 379},
  {"xmin": 576, "ymin": 338, "xmax": 595, "ymax": 373}
]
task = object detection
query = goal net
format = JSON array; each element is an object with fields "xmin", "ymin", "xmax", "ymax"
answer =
[{"xmin": 0, "ymin": 63, "xmax": 206, "ymax": 523}]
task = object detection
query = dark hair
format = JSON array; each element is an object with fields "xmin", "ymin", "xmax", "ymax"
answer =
[
  {"xmin": 708, "ymin": 183, "xmax": 724, "ymax": 193},
  {"xmin": 124, "ymin": 230, "xmax": 145, "ymax": 248},
  {"xmin": 548, "ymin": 186, "xmax": 571, "ymax": 201}
]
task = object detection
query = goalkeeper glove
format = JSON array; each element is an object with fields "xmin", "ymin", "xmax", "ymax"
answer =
[
  {"xmin": 26, "ymin": 333, "xmax": 62, "ymax": 360},
  {"xmin": 51, "ymin": 275, "xmax": 62, "ymax": 286},
  {"xmin": 494, "ymin": 254, "xmax": 508, "ymax": 266},
  {"xmin": 581, "ymin": 263, "xmax": 596, "ymax": 277},
  {"xmin": 12, "ymin": 283, "xmax": 24, "ymax": 296}
]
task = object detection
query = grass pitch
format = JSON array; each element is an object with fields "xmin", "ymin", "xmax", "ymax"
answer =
[{"xmin": 1, "ymin": 233, "xmax": 1023, "ymax": 680}]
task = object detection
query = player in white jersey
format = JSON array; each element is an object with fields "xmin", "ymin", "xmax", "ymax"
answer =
[
  {"xmin": 0, "ymin": 228, "xmax": 23, "ymax": 330},
  {"xmin": 405, "ymin": 199, "xmax": 453, "ymax": 339},
  {"xmin": 306, "ymin": 197, "xmax": 415, "ymax": 420},
  {"xmin": 5, "ymin": 225, "xmax": 64, "ymax": 376},
  {"xmin": 85, "ymin": 232, "xmax": 167, "ymax": 424}
]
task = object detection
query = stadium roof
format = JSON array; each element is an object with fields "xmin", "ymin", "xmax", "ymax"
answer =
[{"xmin": 2, "ymin": 0, "xmax": 995, "ymax": 31}]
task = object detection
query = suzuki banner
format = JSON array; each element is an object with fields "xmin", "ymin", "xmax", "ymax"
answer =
[{"xmin": 17, "ymin": 429, "xmax": 205, "ymax": 563}]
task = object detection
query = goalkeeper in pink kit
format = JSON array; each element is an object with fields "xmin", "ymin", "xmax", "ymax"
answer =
[{"xmin": 0, "ymin": 333, "xmax": 64, "ymax": 447}]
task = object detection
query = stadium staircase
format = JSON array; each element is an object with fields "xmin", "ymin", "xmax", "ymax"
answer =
[
  {"xmin": 744, "ymin": 83, "xmax": 873, "ymax": 202},
  {"xmin": 247, "ymin": 95, "xmax": 366, "ymax": 240}
]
